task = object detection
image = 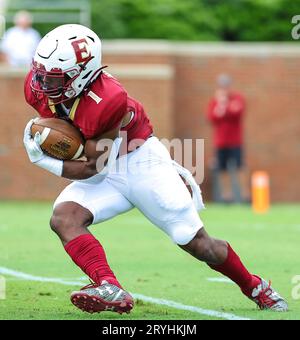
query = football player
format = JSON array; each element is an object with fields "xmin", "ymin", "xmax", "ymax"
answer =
[{"xmin": 23, "ymin": 24, "xmax": 287, "ymax": 314}]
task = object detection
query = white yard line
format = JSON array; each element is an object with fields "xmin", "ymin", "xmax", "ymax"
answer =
[
  {"xmin": 0, "ymin": 267, "xmax": 85, "ymax": 286},
  {"xmin": 132, "ymin": 294, "xmax": 250, "ymax": 320},
  {"xmin": 0, "ymin": 266, "xmax": 250, "ymax": 320}
]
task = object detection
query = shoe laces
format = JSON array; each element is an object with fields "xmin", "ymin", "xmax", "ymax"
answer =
[
  {"xmin": 255, "ymin": 280, "xmax": 275, "ymax": 309},
  {"xmin": 81, "ymin": 281, "xmax": 97, "ymax": 290},
  {"xmin": 80, "ymin": 279, "xmax": 110, "ymax": 291}
]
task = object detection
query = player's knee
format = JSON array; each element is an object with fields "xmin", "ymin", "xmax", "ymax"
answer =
[
  {"xmin": 181, "ymin": 229, "xmax": 215, "ymax": 262},
  {"xmin": 50, "ymin": 212, "xmax": 65, "ymax": 235},
  {"xmin": 50, "ymin": 203, "xmax": 92, "ymax": 235},
  {"xmin": 195, "ymin": 240, "xmax": 215, "ymax": 262},
  {"xmin": 168, "ymin": 223, "xmax": 202, "ymax": 246}
]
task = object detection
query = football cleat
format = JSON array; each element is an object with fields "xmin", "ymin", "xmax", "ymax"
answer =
[
  {"xmin": 70, "ymin": 280, "xmax": 134, "ymax": 314},
  {"xmin": 246, "ymin": 277, "xmax": 288, "ymax": 312}
]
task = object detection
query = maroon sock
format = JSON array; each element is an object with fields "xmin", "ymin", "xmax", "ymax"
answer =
[
  {"xmin": 209, "ymin": 243, "xmax": 260, "ymax": 296},
  {"xmin": 64, "ymin": 234, "xmax": 122, "ymax": 288}
]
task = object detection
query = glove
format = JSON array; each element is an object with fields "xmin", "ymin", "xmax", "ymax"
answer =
[
  {"xmin": 23, "ymin": 118, "xmax": 63, "ymax": 177},
  {"xmin": 23, "ymin": 118, "xmax": 44, "ymax": 163}
]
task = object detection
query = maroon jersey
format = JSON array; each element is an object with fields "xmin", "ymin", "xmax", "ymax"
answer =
[
  {"xmin": 207, "ymin": 92, "xmax": 245, "ymax": 148},
  {"xmin": 24, "ymin": 70, "xmax": 153, "ymax": 143}
]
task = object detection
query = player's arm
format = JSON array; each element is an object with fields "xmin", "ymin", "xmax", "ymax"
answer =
[
  {"xmin": 61, "ymin": 93, "xmax": 132, "ymax": 179},
  {"xmin": 23, "ymin": 119, "xmax": 123, "ymax": 180},
  {"xmin": 62, "ymin": 127, "xmax": 120, "ymax": 180}
]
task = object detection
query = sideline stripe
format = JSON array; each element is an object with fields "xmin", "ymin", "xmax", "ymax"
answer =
[
  {"xmin": 132, "ymin": 294, "xmax": 249, "ymax": 320},
  {"xmin": 0, "ymin": 267, "xmax": 250, "ymax": 320},
  {"xmin": 0, "ymin": 267, "xmax": 84, "ymax": 286},
  {"xmin": 207, "ymin": 277, "xmax": 234, "ymax": 284}
]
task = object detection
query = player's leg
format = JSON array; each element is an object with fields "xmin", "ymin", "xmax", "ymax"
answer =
[
  {"xmin": 51, "ymin": 179, "xmax": 134, "ymax": 314},
  {"xmin": 179, "ymin": 228, "xmax": 257, "ymax": 292},
  {"xmin": 127, "ymin": 154, "xmax": 257, "ymax": 293},
  {"xmin": 232, "ymin": 147, "xmax": 250, "ymax": 202},
  {"xmin": 179, "ymin": 228, "xmax": 287, "ymax": 311},
  {"xmin": 121, "ymin": 137, "xmax": 287, "ymax": 311},
  {"xmin": 50, "ymin": 201, "xmax": 92, "ymax": 245},
  {"xmin": 50, "ymin": 201, "xmax": 121, "ymax": 287},
  {"xmin": 217, "ymin": 148, "xmax": 234, "ymax": 202}
]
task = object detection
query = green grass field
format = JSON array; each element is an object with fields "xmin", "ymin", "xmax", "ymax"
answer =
[{"xmin": 0, "ymin": 201, "xmax": 299, "ymax": 320}]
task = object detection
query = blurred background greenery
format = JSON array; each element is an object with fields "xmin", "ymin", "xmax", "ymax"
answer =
[{"xmin": 3, "ymin": 0, "xmax": 299, "ymax": 41}]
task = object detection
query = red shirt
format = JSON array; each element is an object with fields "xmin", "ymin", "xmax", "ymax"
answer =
[
  {"xmin": 207, "ymin": 92, "xmax": 245, "ymax": 148},
  {"xmin": 24, "ymin": 70, "xmax": 153, "ymax": 143}
]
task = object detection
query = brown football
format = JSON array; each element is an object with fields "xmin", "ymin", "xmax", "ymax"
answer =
[{"xmin": 31, "ymin": 118, "xmax": 85, "ymax": 160}]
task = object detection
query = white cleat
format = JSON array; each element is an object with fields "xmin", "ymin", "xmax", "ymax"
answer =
[
  {"xmin": 70, "ymin": 280, "xmax": 134, "ymax": 314},
  {"xmin": 249, "ymin": 278, "xmax": 288, "ymax": 312}
]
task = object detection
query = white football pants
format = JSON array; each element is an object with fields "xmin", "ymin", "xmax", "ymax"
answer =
[{"xmin": 54, "ymin": 137, "xmax": 204, "ymax": 245}]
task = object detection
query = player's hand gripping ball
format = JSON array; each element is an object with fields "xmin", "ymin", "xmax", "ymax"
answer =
[{"xmin": 30, "ymin": 118, "xmax": 85, "ymax": 160}]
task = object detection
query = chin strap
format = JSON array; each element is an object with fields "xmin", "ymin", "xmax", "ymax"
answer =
[{"xmin": 84, "ymin": 65, "xmax": 108, "ymax": 91}]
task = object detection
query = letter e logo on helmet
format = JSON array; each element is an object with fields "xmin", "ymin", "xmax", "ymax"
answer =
[{"xmin": 71, "ymin": 38, "xmax": 91, "ymax": 63}]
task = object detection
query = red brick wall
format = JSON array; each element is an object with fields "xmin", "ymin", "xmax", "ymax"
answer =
[
  {"xmin": 172, "ymin": 52, "xmax": 300, "ymax": 202},
  {"xmin": 1, "ymin": 42, "xmax": 299, "ymax": 202},
  {"xmin": 0, "ymin": 73, "xmax": 69, "ymax": 200}
]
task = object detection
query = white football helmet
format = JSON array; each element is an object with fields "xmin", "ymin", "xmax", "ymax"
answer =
[{"xmin": 31, "ymin": 24, "xmax": 102, "ymax": 104}]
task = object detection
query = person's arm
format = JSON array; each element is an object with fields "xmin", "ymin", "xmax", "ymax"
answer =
[
  {"xmin": 207, "ymin": 99, "xmax": 227, "ymax": 123},
  {"xmin": 23, "ymin": 119, "xmax": 121, "ymax": 180},
  {"xmin": 62, "ymin": 127, "xmax": 120, "ymax": 180},
  {"xmin": 226, "ymin": 94, "xmax": 245, "ymax": 119},
  {"xmin": 62, "ymin": 103, "xmax": 133, "ymax": 180}
]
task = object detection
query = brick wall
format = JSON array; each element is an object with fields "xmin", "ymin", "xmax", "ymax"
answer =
[{"xmin": 0, "ymin": 42, "xmax": 300, "ymax": 202}]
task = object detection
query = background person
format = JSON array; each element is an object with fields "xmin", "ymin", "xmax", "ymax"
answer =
[
  {"xmin": 0, "ymin": 10, "xmax": 40, "ymax": 67},
  {"xmin": 207, "ymin": 74, "xmax": 249, "ymax": 203}
]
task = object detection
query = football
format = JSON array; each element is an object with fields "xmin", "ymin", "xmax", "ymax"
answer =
[{"xmin": 31, "ymin": 118, "xmax": 85, "ymax": 160}]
